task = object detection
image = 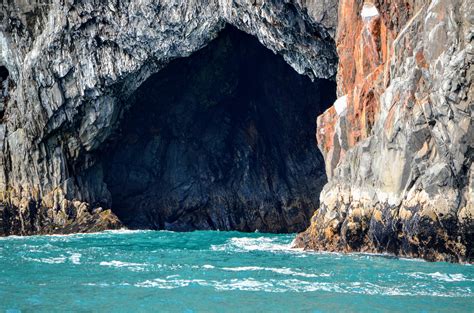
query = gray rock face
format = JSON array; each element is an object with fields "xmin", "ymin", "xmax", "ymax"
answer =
[
  {"xmin": 0, "ymin": 0, "xmax": 337, "ymax": 235},
  {"xmin": 295, "ymin": 0, "xmax": 473, "ymax": 262}
]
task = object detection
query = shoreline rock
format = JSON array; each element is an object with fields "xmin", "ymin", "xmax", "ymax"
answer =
[{"xmin": 297, "ymin": 0, "xmax": 473, "ymax": 263}]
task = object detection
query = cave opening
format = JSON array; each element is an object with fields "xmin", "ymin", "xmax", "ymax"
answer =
[
  {"xmin": 0, "ymin": 65, "xmax": 10, "ymax": 119},
  {"xmin": 0, "ymin": 66, "xmax": 8, "ymax": 81},
  {"xmin": 100, "ymin": 26, "xmax": 336, "ymax": 233}
]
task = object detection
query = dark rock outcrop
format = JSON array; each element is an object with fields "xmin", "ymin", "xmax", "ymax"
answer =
[{"xmin": 0, "ymin": 202, "xmax": 121, "ymax": 235}]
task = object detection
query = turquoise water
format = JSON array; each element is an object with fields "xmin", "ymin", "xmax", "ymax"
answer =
[{"xmin": 0, "ymin": 230, "xmax": 473, "ymax": 312}]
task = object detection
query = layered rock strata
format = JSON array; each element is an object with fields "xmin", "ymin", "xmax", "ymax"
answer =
[{"xmin": 295, "ymin": 0, "xmax": 473, "ymax": 262}]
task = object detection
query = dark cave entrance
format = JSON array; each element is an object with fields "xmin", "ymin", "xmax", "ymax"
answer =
[
  {"xmin": 0, "ymin": 66, "xmax": 8, "ymax": 81},
  {"xmin": 101, "ymin": 26, "xmax": 336, "ymax": 233},
  {"xmin": 0, "ymin": 65, "xmax": 10, "ymax": 120}
]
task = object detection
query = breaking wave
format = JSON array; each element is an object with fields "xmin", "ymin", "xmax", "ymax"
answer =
[
  {"xmin": 80, "ymin": 277, "xmax": 472, "ymax": 297},
  {"xmin": 210, "ymin": 236, "xmax": 296, "ymax": 253}
]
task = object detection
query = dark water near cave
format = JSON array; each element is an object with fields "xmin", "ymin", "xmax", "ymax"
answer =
[{"xmin": 0, "ymin": 231, "xmax": 473, "ymax": 312}]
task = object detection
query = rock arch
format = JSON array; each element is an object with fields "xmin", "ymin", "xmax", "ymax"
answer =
[{"xmin": 0, "ymin": 1, "xmax": 338, "ymax": 234}]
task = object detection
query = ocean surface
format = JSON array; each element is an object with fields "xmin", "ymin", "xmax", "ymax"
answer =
[{"xmin": 0, "ymin": 230, "xmax": 473, "ymax": 312}]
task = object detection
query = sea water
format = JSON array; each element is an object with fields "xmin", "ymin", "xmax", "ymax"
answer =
[{"xmin": 0, "ymin": 230, "xmax": 472, "ymax": 312}]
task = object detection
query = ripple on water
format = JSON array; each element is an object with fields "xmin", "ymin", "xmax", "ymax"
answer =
[
  {"xmin": 99, "ymin": 260, "xmax": 148, "ymax": 271},
  {"xmin": 220, "ymin": 266, "xmax": 329, "ymax": 278},
  {"xmin": 407, "ymin": 272, "xmax": 474, "ymax": 282},
  {"xmin": 104, "ymin": 277, "xmax": 471, "ymax": 297},
  {"xmin": 22, "ymin": 256, "xmax": 67, "ymax": 264},
  {"xmin": 1, "ymin": 231, "xmax": 473, "ymax": 312}
]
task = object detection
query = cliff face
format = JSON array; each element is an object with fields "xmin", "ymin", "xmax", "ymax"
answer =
[
  {"xmin": 0, "ymin": 0, "xmax": 337, "ymax": 235},
  {"xmin": 0, "ymin": 1, "xmax": 472, "ymax": 262},
  {"xmin": 296, "ymin": 0, "xmax": 473, "ymax": 262}
]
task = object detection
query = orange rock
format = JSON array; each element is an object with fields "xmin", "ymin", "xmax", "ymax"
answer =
[{"xmin": 317, "ymin": 0, "xmax": 396, "ymax": 173}]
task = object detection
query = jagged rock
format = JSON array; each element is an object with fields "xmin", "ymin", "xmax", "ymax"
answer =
[
  {"xmin": 0, "ymin": 1, "xmax": 337, "ymax": 234},
  {"xmin": 295, "ymin": 0, "xmax": 473, "ymax": 262},
  {"xmin": 0, "ymin": 198, "xmax": 122, "ymax": 236},
  {"xmin": 0, "ymin": 1, "xmax": 472, "ymax": 263}
]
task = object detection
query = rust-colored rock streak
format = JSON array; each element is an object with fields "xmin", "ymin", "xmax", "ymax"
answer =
[
  {"xmin": 298, "ymin": 0, "xmax": 473, "ymax": 262},
  {"xmin": 318, "ymin": 0, "xmax": 390, "ymax": 178}
]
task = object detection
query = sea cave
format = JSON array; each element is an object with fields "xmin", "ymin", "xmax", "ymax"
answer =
[{"xmin": 90, "ymin": 26, "xmax": 336, "ymax": 232}]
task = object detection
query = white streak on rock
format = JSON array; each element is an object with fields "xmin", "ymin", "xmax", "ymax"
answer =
[
  {"xmin": 334, "ymin": 95, "xmax": 347, "ymax": 115},
  {"xmin": 361, "ymin": 3, "xmax": 379, "ymax": 19}
]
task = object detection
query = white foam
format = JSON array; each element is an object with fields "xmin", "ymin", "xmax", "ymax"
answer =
[
  {"xmin": 103, "ymin": 229, "xmax": 151, "ymax": 235},
  {"xmin": 100, "ymin": 260, "xmax": 145, "ymax": 267},
  {"xmin": 83, "ymin": 282, "xmax": 111, "ymax": 287},
  {"xmin": 212, "ymin": 279, "xmax": 345, "ymax": 293},
  {"xmin": 23, "ymin": 256, "xmax": 66, "ymax": 264},
  {"xmin": 202, "ymin": 264, "xmax": 215, "ymax": 269},
  {"xmin": 0, "ymin": 228, "xmax": 149, "ymax": 241},
  {"xmin": 279, "ymin": 279, "xmax": 345, "ymax": 293},
  {"xmin": 361, "ymin": 3, "xmax": 379, "ymax": 19},
  {"xmin": 104, "ymin": 276, "xmax": 473, "ymax": 297},
  {"xmin": 166, "ymin": 274, "xmax": 180, "ymax": 279},
  {"xmin": 408, "ymin": 272, "xmax": 473, "ymax": 282},
  {"xmin": 134, "ymin": 278, "xmax": 207, "ymax": 289},
  {"xmin": 214, "ymin": 278, "xmax": 275, "ymax": 292},
  {"xmin": 0, "ymin": 235, "xmax": 31, "ymax": 240},
  {"xmin": 221, "ymin": 266, "xmax": 328, "ymax": 278},
  {"xmin": 69, "ymin": 253, "xmax": 81, "ymax": 265},
  {"xmin": 221, "ymin": 266, "xmax": 264, "ymax": 271},
  {"xmin": 399, "ymin": 257, "xmax": 427, "ymax": 263},
  {"xmin": 211, "ymin": 236, "xmax": 294, "ymax": 253},
  {"xmin": 334, "ymin": 95, "xmax": 347, "ymax": 115},
  {"xmin": 99, "ymin": 260, "xmax": 147, "ymax": 271},
  {"xmin": 41, "ymin": 257, "xmax": 67, "ymax": 264}
]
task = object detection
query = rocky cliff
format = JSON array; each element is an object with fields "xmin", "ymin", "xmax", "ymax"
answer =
[
  {"xmin": 296, "ymin": 0, "xmax": 473, "ymax": 262},
  {"xmin": 0, "ymin": 0, "xmax": 337, "ymax": 235},
  {"xmin": 0, "ymin": 0, "xmax": 472, "ymax": 262}
]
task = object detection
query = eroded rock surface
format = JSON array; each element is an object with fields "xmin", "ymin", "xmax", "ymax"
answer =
[
  {"xmin": 97, "ymin": 27, "xmax": 335, "ymax": 232},
  {"xmin": 295, "ymin": 0, "xmax": 473, "ymax": 262},
  {"xmin": 0, "ymin": 1, "xmax": 337, "ymax": 235}
]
